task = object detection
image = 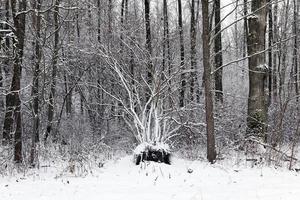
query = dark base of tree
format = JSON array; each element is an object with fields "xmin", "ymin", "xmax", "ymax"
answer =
[{"xmin": 134, "ymin": 144, "xmax": 171, "ymax": 165}]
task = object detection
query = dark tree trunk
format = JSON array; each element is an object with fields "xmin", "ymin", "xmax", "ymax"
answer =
[
  {"xmin": 243, "ymin": 0, "xmax": 248, "ymax": 58},
  {"xmin": 108, "ymin": 0, "xmax": 112, "ymax": 47},
  {"xmin": 214, "ymin": 0, "xmax": 223, "ymax": 103},
  {"xmin": 5, "ymin": 0, "xmax": 27, "ymax": 163},
  {"xmin": 30, "ymin": 0, "xmax": 42, "ymax": 166},
  {"xmin": 201, "ymin": 0, "xmax": 216, "ymax": 163},
  {"xmin": 144, "ymin": 0, "xmax": 153, "ymax": 99},
  {"xmin": 163, "ymin": 0, "xmax": 171, "ymax": 106},
  {"xmin": 45, "ymin": 0, "xmax": 60, "ymax": 142},
  {"xmin": 293, "ymin": 0, "xmax": 299, "ymax": 101},
  {"xmin": 267, "ymin": 0, "xmax": 273, "ymax": 106},
  {"xmin": 2, "ymin": 0, "xmax": 12, "ymax": 145},
  {"xmin": 178, "ymin": 0, "xmax": 186, "ymax": 107},
  {"xmin": 273, "ymin": 0, "xmax": 278, "ymax": 100},
  {"xmin": 246, "ymin": 0, "xmax": 267, "ymax": 141},
  {"xmin": 97, "ymin": 0, "xmax": 101, "ymax": 43},
  {"xmin": 120, "ymin": 0, "xmax": 125, "ymax": 51},
  {"xmin": 190, "ymin": 0, "xmax": 198, "ymax": 102},
  {"xmin": 64, "ymin": 73, "xmax": 72, "ymax": 116}
]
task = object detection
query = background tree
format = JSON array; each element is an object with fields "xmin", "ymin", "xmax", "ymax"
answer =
[
  {"xmin": 202, "ymin": 0, "xmax": 216, "ymax": 163},
  {"xmin": 214, "ymin": 0, "xmax": 223, "ymax": 103},
  {"xmin": 246, "ymin": 0, "xmax": 268, "ymax": 142}
]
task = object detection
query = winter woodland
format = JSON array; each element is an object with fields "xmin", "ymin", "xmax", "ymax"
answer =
[{"xmin": 1, "ymin": 0, "xmax": 300, "ymax": 199}]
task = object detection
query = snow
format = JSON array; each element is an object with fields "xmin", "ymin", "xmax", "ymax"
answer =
[
  {"xmin": 1, "ymin": 156, "xmax": 300, "ymax": 200},
  {"xmin": 133, "ymin": 142, "xmax": 170, "ymax": 154}
]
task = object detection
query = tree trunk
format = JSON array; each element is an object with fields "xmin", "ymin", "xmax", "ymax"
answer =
[
  {"xmin": 5, "ymin": 0, "xmax": 27, "ymax": 163},
  {"xmin": 120, "ymin": 0, "xmax": 125, "ymax": 51},
  {"xmin": 201, "ymin": 0, "xmax": 216, "ymax": 163},
  {"xmin": 30, "ymin": 0, "xmax": 42, "ymax": 166},
  {"xmin": 267, "ymin": 0, "xmax": 273, "ymax": 106},
  {"xmin": 243, "ymin": 0, "xmax": 248, "ymax": 58},
  {"xmin": 97, "ymin": 0, "xmax": 101, "ymax": 43},
  {"xmin": 214, "ymin": 0, "xmax": 223, "ymax": 103},
  {"xmin": 273, "ymin": 0, "xmax": 278, "ymax": 100},
  {"xmin": 108, "ymin": 0, "xmax": 112, "ymax": 48},
  {"xmin": 1, "ymin": 0, "xmax": 11, "ymax": 145},
  {"xmin": 178, "ymin": 0, "xmax": 186, "ymax": 107},
  {"xmin": 246, "ymin": 0, "xmax": 267, "ymax": 141},
  {"xmin": 190, "ymin": 0, "xmax": 198, "ymax": 102},
  {"xmin": 163, "ymin": 0, "xmax": 171, "ymax": 107},
  {"xmin": 293, "ymin": 0, "xmax": 299, "ymax": 101},
  {"xmin": 144, "ymin": 0, "xmax": 153, "ymax": 100},
  {"xmin": 64, "ymin": 73, "xmax": 72, "ymax": 116},
  {"xmin": 45, "ymin": 0, "xmax": 60, "ymax": 142}
]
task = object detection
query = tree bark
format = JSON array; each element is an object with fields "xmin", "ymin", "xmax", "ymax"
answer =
[
  {"xmin": 243, "ymin": 0, "xmax": 248, "ymax": 58},
  {"xmin": 214, "ymin": 0, "xmax": 223, "ymax": 103},
  {"xmin": 2, "ymin": 0, "xmax": 12, "ymax": 145},
  {"xmin": 178, "ymin": 0, "xmax": 186, "ymax": 107},
  {"xmin": 246, "ymin": 0, "xmax": 268, "ymax": 141},
  {"xmin": 163, "ymin": 0, "xmax": 171, "ymax": 107},
  {"xmin": 272, "ymin": 0, "xmax": 278, "ymax": 100},
  {"xmin": 201, "ymin": 0, "xmax": 216, "ymax": 163},
  {"xmin": 45, "ymin": 0, "xmax": 60, "ymax": 142},
  {"xmin": 4, "ymin": 0, "xmax": 27, "ymax": 163},
  {"xmin": 267, "ymin": 0, "xmax": 273, "ymax": 106},
  {"xmin": 30, "ymin": 0, "xmax": 42, "ymax": 166},
  {"xmin": 293, "ymin": 0, "xmax": 299, "ymax": 101},
  {"xmin": 144, "ymin": 0, "xmax": 153, "ymax": 100},
  {"xmin": 97, "ymin": 0, "xmax": 101, "ymax": 43},
  {"xmin": 190, "ymin": 0, "xmax": 198, "ymax": 102}
]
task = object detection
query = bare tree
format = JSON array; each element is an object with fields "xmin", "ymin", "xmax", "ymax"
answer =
[
  {"xmin": 246, "ymin": 0, "xmax": 267, "ymax": 141},
  {"xmin": 2, "ymin": 0, "xmax": 27, "ymax": 162},
  {"xmin": 201, "ymin": 0, "xmax": 216, "ymax": 163},
  {"xmin": 45, "ymin": 0, "xmax": 60, "ymax": 142},
  {"xmin": 30, "ymin": 0, "xmax": 42, "ymax": 166},
  {"xmin": 214, "ymin": 0, "xmax": 223, "ymax": 103},
  {"xmin": 2, "ymin": 0, "xmax": 11, "ymax": 145},
  {"xmin": 178, "ymin": 0, "xmax": 186, "ymax": 107},
  {"xmin": 163, "ymin": 0, "xmax": 171, "ymax": 107},
  {"xmin": 292, "ymin": 0, "xmax": 299, "ymax": 100},
  {"xmin": 190, "ymin": 0, "xmax": 198, "ymax": 102},
  {"xmin": 144, "ymin": 0, "xmax": 153, "ymax": 100},
  {"xmin": 267, "ymin": 0, "xmax": 273, "ymax": 105}
]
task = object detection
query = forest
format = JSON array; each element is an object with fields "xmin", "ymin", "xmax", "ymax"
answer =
[{"xmin": 0, "ymin": 0, "xmax": 300, "ymax": 199}]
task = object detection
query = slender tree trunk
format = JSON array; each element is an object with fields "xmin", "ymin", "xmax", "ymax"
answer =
[
  {"xmin": 293, "ymin": 0, "xmax": 299, "ymax": 101},
  {"xmin": 267, "ymin": 0, "xmax": 273, "ymax": 106},
  {"xmin": 190, "ymin": 0, "xmax": 197, "ymax": 102},
  {"xmin": 2, "ymin": 0, "xmax": 12, "ymax": 145},
  {"xmin": 163, "ymin": 0, "xmax": 171, "ymax": 107},
  {"xmin": 243, "ymin": 0, "xmax": 248, "ymax": 58},
  {"xmin": 64, "ymin": 72, "xmax": 72, "ymax": 116},
  {"xmin": 214, "ymin": 0, "xmax": 223, "ymax": 103},
  {"xmin": 144, "ymin": 0, "xmax": 153, "ymax": 99},
  {"xmin": 97, "ymin": 0, "xmax": 101, "ymax": 43},
  {"xmin": 45, "ymin": 0, "xmax": 60, "ymax": 142},
  {"xmin": 273, "ymin": 0, "xmax": 278, "ymax": 100},
  {"xmin": 120, "ymin": 0, "xmax": 125, "ymax": 51},
  {"xmin": 10, "ymin": 0, "xmax": 26, "ymax": 163},
  {"xmin": 30, "ymin": 0, "xmax": 42, "ymax": 166},
  {"xmin": 0, "ymin": 2, "xmax": 4, "ymax": 109},
  {"xmin": 246, "ymin": 0, "xmax": 267, "ymax": 142},
  {"xmin": 202, "ymin": 0, "xmax": 216, "ymax": 163},
  {"xmin": 178, "ymin": 0, "xmax": 186, "ymax": 107},
  {"xmin": 108, "ymin": 0, "xmax": 112, "ymax": 48}
]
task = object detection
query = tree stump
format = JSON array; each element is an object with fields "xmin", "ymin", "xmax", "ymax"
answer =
[{"xmin": 133, "ymin": 142, "xmax": 171, "ymax": 165}]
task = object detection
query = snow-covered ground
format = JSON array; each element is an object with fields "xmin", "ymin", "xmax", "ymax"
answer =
[{"xmin": 1, "ymin": 156, "xmax": 300, "ymax": 200}]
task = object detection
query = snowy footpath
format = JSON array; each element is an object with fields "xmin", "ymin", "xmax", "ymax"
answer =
[{"xmin": 1, "ymin": 156, "xmax": 300, "ymax": 200}]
